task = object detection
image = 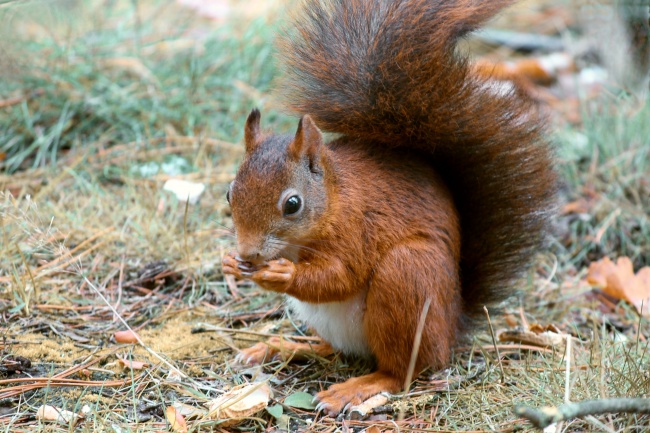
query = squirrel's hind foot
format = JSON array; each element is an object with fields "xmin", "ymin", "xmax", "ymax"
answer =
[{"xmin": 315, "ymin": 371, "xmax": 401, "ymax": 417}]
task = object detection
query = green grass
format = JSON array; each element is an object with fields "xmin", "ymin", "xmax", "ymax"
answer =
[
  {"xmin": 0, "ymin": 0, "xmax": 294, "ymax": 174},
  {"xmin": 554, "ymin": 98, "xmax": 650, "ymax": 270},
  {"xmin": 1, "ymin": 1, "xmax": 650, "ymax": 432}
]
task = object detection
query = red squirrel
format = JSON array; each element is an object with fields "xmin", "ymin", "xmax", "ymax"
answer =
[{"xmin": 222, "ymin": 0, "xmax": 556, "ymax": 416}]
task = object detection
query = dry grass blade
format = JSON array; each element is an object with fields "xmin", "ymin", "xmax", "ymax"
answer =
[{"xmin": 484, "ymin": 306, "xmax": 506, "ymax": 383}]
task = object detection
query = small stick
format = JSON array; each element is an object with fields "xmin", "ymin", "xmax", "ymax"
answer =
[
  {"xmin": 564, "ymin": 334, "xmax": 572, "ymax": 403},
  {"xmin": 399, "ymin": 297, "xmax": 432, "ymax": 421},
  {"xmin": 114, "ymin": 255, "xmax": 125, "ymax": 321},
  {"xmin": 0, "ymin": 376, "xmax": 137, "ymax": 386},
  {"xmin": 519, "ymin": 299, "xmax": 529, "ymax": 329},
  {"xmin": 349, "ymin": 393, "xmax": 390, "ymax": 420},
  {"xmin": 515, "ymin": 398, "xmax": 650, "ymax": 430},
  {"xmin": 0, "ymin": 376, "xmax": 142, "ymax": 400},
  {"xmin": 484, "ymin": 306, "xmax": 506, "ymax": 383},
  {"xmin": 183, "ymin": 197, "xmax": 191, "ymax": 270}
]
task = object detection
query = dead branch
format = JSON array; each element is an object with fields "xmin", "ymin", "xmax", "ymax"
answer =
[{"xmin": 515, "ymin": 398, "xmax": 650, "ymax": 429}]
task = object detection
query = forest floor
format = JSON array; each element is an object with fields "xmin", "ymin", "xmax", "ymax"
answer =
[{"xmin": 1, "ymin": 0, "xmax": 649, "ymax": 432}]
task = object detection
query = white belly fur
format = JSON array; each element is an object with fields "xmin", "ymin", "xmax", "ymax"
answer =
[{"xmin": 286, "ymin": 291, "xmax": 371, "ymax": 356}]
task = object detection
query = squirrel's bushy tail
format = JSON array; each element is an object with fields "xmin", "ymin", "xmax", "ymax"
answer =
[{"xmin": 278, "ymin": 0, "xmax": 557, "ymax": 319}]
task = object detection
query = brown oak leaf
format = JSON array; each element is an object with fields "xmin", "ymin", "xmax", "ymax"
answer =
[
  {"xmin": 165, "ymin": 406, "xmax": 188, "ymax": 433},
  {"xmin": 587, "ymin": 257, "xmax": 650, "ymax": 315}
]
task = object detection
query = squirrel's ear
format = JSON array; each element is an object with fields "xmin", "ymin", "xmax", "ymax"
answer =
[
  {"xmin": 289, "ymin": 115, "xmax": 323, "ymax": 163},
  {"xmin": 244, "ymin": 108, "xmax": 261, "ymax": 153}
]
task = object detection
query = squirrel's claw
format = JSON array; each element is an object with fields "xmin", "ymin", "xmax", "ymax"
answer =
[
  {"xmin": 222, "ymin": 251, "xmax": 244, "ymax": 278},
  {"xmin": 233, "ymin": 352, "xmax": 251, "ymax": 365},
  {"xmin": 314, "ymin": 389, "xmax": 362, "ymax": 417},
  {"xmin": 234, "ymin": 341, "xmax": 277, "ymax": 365},
  {"xmin": 314, "ymin": 372, "xmax": 401, "ymax": 417},
  {"xmin": 250, "ymin": 258, "xmax": 296, "ymax": 293},
  {"xmin": 237, "ymin": 263, "xmax": 254, "ymax": 272},
  {"xmin": 314, "ymin": 400, "xmax": 335, "ymax": 417}
]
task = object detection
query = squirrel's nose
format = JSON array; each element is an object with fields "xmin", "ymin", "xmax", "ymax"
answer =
[{"xmin": 238, "ymin": 247, "xmax": 264, "ymax": 265}]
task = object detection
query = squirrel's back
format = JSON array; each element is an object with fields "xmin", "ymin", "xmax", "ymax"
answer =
[{"xmin": 278, "ymin": 0, "xmax": 557, "ymax": 319}]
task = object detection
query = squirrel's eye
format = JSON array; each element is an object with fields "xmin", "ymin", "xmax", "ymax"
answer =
[{"xmin": 283, "ymin": 195, "xmax": 302, "ymax": 216}]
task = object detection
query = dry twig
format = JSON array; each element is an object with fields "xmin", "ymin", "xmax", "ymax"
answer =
[{"xmin": 515, "ymin": 398, "xmax": 650, "ymax": 429}]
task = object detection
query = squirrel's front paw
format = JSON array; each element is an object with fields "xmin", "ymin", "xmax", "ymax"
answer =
[
  {"xmin": 251, "ymin": 258, "xmax": 295, "ymax": 293},
  {"xmin": 222, "ymin": 251, "xmax": 256, "ymax": 279},
  {"xmin": 234, "ymin": 339, "xmax": 281, "ymax": 365}
]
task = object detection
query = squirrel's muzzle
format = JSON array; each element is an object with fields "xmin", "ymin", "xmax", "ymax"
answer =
[{"xmin": 236, "ymin": 237, "xmax": 268, "ymax": 266}]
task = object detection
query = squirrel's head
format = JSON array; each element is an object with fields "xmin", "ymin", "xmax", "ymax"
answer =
[{"xmin": 227, "ymin": 108, "xmax": 331, "ymax": 265}]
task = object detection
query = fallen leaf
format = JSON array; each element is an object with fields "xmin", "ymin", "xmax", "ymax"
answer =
[
  {"xmin": 117, "ymin": 358, "xmax": 149, "ymax": 370},
  {"xmin": 587, "ymin": 257, "xmax": 650, "ymax": 315},
  {"xmin": 173, "ymin": 401, "xmax": 206, "ymax": 419},
  {"xmin": 474, "ymin": 53, "xmax": 574, "ymax": 85},
  {"xmin": 207, "ymin": 382, "xmax": 271, "ymax": 426},
  {"xmin": 165, "ymin": 406, "xmax": 188, "ymax": 433},
  {"xmin": 36, "ymin": 405, "xmax": 80, "ymax": 425},
  {"xmin": 266, "ymin": 404, "xmax": 290, "ymax": 430},
  {"xmin": 266, "ymin": 404, "xmax": 283, "ymax": 420},
  {"xmin": 284, "ymin": 391, "xmax": 317, "ymax": 410},
  {"xmin": 498, "ymin": 325, "xmax": 568, "ymax": 349},
  {"xmin": 114, "ymin": 330, "xmax": 139, "ymax": 344},
  {"xmin": 167, "ymin": 369, "xmax": 184, "ymax": 382},
  {"xmin": 529, "ymin": 323, "xmax": 562, "ymax": 334}
]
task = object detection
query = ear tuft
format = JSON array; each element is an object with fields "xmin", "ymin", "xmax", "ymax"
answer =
[
  {"xmin": 289, "ymin": 115, "xmax": 323, "ymax": 161},
  {"xmin": 244, "ymin": 108, "xmax": 261, "ymax": 153}
]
